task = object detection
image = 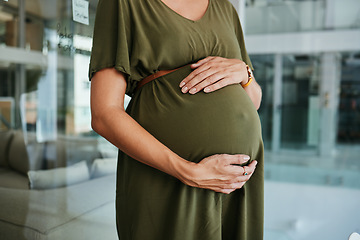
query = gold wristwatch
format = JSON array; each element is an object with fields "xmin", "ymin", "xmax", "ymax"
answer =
[{"xmin": 242, "ymin": 65, "xmax": 254, "ymax": 88}]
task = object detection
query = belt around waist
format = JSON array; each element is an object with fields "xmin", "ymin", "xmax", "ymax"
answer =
[{"xmin": 136, "ymin": 64, "xmax": 190, "ymax": 91}]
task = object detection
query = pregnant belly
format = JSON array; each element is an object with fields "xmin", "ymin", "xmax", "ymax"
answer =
[{"xmin": 127, "ymin": 65, "xmax": 263, "ymax": 163}]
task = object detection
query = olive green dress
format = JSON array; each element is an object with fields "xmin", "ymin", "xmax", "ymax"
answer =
[{"xmin": 88, "ymin": 0, "xmax": 264, "ymax": 239}]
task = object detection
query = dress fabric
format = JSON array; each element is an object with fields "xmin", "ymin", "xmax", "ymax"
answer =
[{"xmin": 89, "ymin": 0, "xmax": 264, "ymax": 239}]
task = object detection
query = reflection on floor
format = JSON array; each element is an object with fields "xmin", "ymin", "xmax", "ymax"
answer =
[
  {"xmin": 264, "ymin": 147, "xmax": 360, "ymax": 189},
  {"xmin": 263, "ymin": 146, "xmax": 360, "ymax": 240},
  {"xmin": 264, "ymin": 181, "xmax": 360, "ymax": 240}
]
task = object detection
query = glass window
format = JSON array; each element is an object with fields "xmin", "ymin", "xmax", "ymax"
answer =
[
  {"xmin": 338, "ymin": 52, "xmax": 360, "ymax": 144},
  {"xmin": 247, "ymin": 1, "xmax": 360, "ymax": 240},
  {"xmin": 0, "ymin": 0, "xmax": 359, "ymax": 239},
  {"xmin": 280, "ymin": 54, "xmax": 320, "ymax": 150},
  {"xmin": 0, "ymin": 1, "xmax": 118, "ymax": 239},
  {"xmin": 246, "ymin": 0, "xmax": 360, "ymax": 34},
  {"xmin": 251, "ymin": 54, "xmax": 275, "ymax": 150}
]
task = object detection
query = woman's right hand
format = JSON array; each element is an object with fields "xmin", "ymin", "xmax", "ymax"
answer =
[
  {"xmin": 91, "ymin": 68, "xmax": 257, "ymax": 195},
  {"xmin": 178, "ymin": 154, "xmax": 257, "ymax": 194}
]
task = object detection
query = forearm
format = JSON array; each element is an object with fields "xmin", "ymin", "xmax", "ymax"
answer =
[
  {"xmin": 243, "ymin": 76, "xmax": 262, "ymax": 110},
  {"xmin": 91, "ymin": 107, "xmax": 191, "ymax": 180},
  {"xmin": 178, "ymin": 57, "xmax": 262, "ymax": 110},
  {"xmin": 90, "ymin": 67, "xmax": 257, "ymax": 194}
]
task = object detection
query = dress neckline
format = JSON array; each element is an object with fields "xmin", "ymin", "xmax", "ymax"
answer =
[{"xmin": 158, "ymin": 0, "xmax": 211, "ymax": 23}]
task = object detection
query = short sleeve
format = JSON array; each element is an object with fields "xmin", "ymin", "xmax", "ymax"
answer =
[
  {"xmin": 231, "ymin": 7, "xmax": 254, "ymax": 71},
  {"xmin": 88, "ymin": 0, "xmax": 136, "ymax": 95}
]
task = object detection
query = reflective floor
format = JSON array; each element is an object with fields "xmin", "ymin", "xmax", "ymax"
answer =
[
  {"xmin": 265, "ymin": 145, "xmax": 360, "ymax": 189},
  {"xmin": 264, "ymin": 181, "xmax": 360, "ymax": 240},
  {"xmin": 264, "ymin": 145, "xmax": 360, "ymax": 240}
]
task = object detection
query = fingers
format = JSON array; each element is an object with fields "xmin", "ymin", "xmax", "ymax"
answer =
[
  {"xmin": 180, "ymin": 65, "xmax": 222, "ymax": 94},
  {"xmin": 211, "ymin": 188, "xmax": 236, "ymax": 194},
  {"xmin": 200, "ymin": 179, "xmax": 246, "ymax": 194},
  {"xmin": 187, "ymin": 73, "xmax": 228, "ymax": 94},
  {"xmin": 183, "ymin": 70, "xmax": 225, "ymax": 94},
  {"xmin": 202, "ymin": 77, "xmax": 236, "ymax": 93},
  {"xmin": 226, "ymin": 162, "xmax": 257, "ymax": 182},
  {"xmin": 242, "ymin": 160, "xmax": 257, "ymax": 176},
  {"xmin": 191, "ymin": 56, "xmax": 215, "ymax": 68},
  {"xmin": 208, "ymin": 177, "xmax": 251, "ymax": 194},
  {"xmin": 192, "ymin": 154, "xmax": 258, "ymax": 194},
  {"xmin": 220, "ymin": 158, "xmax": 257, "ymax": 184},
  {"xmin": 221, "ymin": 154, "xmax": 251, "ymax": 166},
  {"xmin": 212, "ymin": 186, "xmax": 242, "ymax": 194},
  {"xmin": 179, "ymin": 57, "xmax": 246, "ymax": 94},
  {"xmin": 179, "ymin": 56, "xmax": 225, "ymax": 93},
  {"xmin": 217, "ymin": 160, "xmax": 257, "ymax": 193},
  {"xmin": 180, "ymin": 57, "xmax": 215, "ymax": 87}
]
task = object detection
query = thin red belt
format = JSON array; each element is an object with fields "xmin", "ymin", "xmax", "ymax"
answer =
[{"xmin": 136, "ymin": 64, "xmax": 190, "ymax": 91}]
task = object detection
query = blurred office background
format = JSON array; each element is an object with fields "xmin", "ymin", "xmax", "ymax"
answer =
[{"xmin": 0, "ymin": 0, "xmax": 359, "ymax": 239}]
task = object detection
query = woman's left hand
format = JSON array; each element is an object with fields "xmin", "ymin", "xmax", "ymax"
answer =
[{"xmin": 179, "ymin": 56, "xmax": 248, "ymax": 94}]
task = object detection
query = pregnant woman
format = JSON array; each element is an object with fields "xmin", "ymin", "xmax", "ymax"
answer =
[{"xmin": 89, "ymin": 0, "xmax": 264, "ymax": 239}]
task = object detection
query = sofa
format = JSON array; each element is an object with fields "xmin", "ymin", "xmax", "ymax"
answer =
[{"xmin": 0, "ymin": 130, "xmax": 118, "ymax": 240}]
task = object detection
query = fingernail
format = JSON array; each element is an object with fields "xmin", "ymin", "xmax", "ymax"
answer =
[
  {"xmin": 244, "ymin": 155, "xmax": 250, "ymax": 160},
  {"xmin": 204, "ymin": 87, "xmax": 210, "ymax": 93},
  {"xmin": 181, "ymin": 86, "xmax": 188, "ymax": 93},
  {"xmin": 179, "ymin": 81, "xmax": 185, "ymax": 87},
  {"xmin": 254, "ymin": 160, "xmax": 258, "ymax": 165},
  {"xmin": 189, "ymin": 88, "xmax": 197, "ymax": 94}
]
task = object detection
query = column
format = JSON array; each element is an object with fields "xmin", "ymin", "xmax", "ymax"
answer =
[
  {"xmin": 272, "ymin": 54, "xmax": 283, "ymax": 152},
  {"xmin": 15, "ymin": 0, "xmax": 26, "ymax": 130},
  {"xmin": 319, "ymin": 53, "xmax": 341, "ymax": 158}
]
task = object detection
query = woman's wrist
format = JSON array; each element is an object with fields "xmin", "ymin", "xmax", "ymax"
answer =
[
  {"xmin": 241, "ymin": 64, "xmax": 254, "ymax": 88},
  {"xmin": 169, "ymin": 156, "xmax": 198, "ymax": 186}
]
